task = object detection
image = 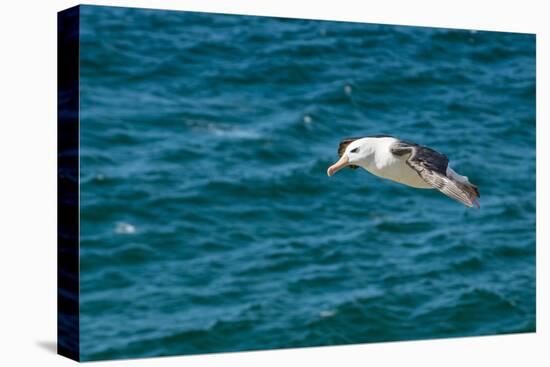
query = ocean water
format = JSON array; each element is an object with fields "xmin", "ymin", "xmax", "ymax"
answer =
[{"xmin": 77, "ymin": 5, "xmax": 536, "ymax": 361}]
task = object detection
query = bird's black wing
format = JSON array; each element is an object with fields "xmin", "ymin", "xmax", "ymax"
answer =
[{"xmin": 390, "ymin": 141, "xmax": 477, "ymax": 207}]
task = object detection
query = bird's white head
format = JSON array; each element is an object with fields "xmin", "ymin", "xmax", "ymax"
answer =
[{"xmin": 327, "ymin": 137, "xmax": 375, "ymax": 176}]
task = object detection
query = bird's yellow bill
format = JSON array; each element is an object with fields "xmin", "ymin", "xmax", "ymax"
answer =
[{"xmin": 327, "ymin": 155, "xmax": 349, "ymax": 177}]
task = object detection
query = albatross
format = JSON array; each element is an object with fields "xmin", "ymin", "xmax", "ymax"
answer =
[{"xmin": 327, "ymin": 135, "xmax": 480, "ymax": 208}]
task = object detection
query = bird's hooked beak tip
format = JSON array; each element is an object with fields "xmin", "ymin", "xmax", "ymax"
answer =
[{"xmin": 327, "ymin": 155, "xmax": 349, "ymax": 177}]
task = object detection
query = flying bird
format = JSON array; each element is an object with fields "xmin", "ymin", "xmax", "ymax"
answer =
[{"xmin": 327, "ymin": 135, "xmax": 480, "ymax": 208}]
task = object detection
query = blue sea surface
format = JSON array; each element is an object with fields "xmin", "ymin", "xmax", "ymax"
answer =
[{"xmin": 78, "ymin": 5, "xmax": 536, "ymax": 361}]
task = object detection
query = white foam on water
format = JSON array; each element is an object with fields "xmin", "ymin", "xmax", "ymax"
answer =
[
  {"xmin": 115, "ymin": 222, "xmax": 136, "ymax": 234},
  {"xmin": 187, "ymin": 120, "xmax": 261, "ymax": 140},
  {"xmin": 319, "ymin": 310, "xmax": 336, "ymax": 318},
  {"xmin": 210, "ymin": 126, "xmax": 260, "ymax": 139},
  {"xmin": 344, "ymin": 84, "xmax": 352, "ymax": 96}
]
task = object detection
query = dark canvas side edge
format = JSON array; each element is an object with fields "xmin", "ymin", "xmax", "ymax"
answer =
[{"xmin": 57, "ymin": 5, "xmax": 80, "ymax": 362}]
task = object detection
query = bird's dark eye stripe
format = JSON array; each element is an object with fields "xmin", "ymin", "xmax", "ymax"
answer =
[{"xmin": 351, "ymin": 148, "xmax": 359, "ymax": 153}]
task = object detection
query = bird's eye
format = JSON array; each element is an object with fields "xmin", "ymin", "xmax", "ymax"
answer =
[{"xmin": 350, "ymin": 148, "xmax": 359, "ymax": 153}]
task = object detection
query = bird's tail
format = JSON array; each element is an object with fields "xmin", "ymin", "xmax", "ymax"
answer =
[
  {"xmin": 457, "ymin": 180, "xmax": 480, "ymax": 208},
  {"xmin": 447, "ymin": 167, "xmax": 480, "ymax": 208}
]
